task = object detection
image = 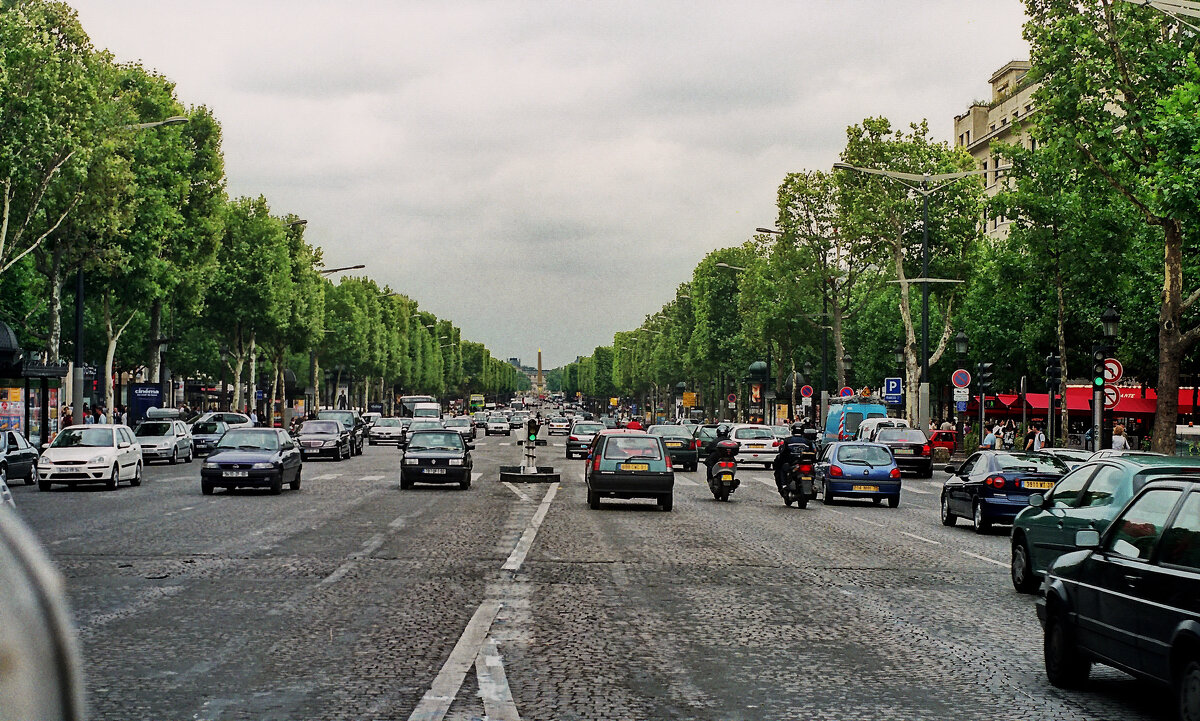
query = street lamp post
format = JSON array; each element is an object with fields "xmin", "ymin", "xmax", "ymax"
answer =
[
  {"xmin": 831, "ymin": 162, "xmax": 985, "ymax": 430},
  {"xmin": 955, "ymin": 329, "xmax": 969, "ymax": 452},
  {"xmin": 894, "ymin": 344, "xmax": 906, "ymax": 414},
  {"xmin": 1095, "ymin": 305, "xmax": 1121, "ymax": 450},
  {"xmin": 842, "ymin": 353, "xmax": 854, "ymax": 388},
  {"xmin": 307, "ymin": 262, "xmax": 367, "ymax": 414}
]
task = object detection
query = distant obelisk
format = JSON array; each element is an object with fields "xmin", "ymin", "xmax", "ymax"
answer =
[{"xmin": 537, "ymin": 348, "xmax": 544, "ymax": 396}]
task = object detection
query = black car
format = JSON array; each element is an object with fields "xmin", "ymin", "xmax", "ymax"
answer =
[
  {"xmin": 647, "ymin": 424, "xmax": 699, "ymax": 472},
  {"xmin": 190, "ymin": 420, "xmax": 229, "ymax": 457},
  {"xmin": 1038, "ymin": 477, "xmax": 1200, "ymax": 717},
  {"xmin": 940, "ymin": 451, "xmax": 1069, "ymax": 533},
  {"xmin": 296, "ymin": 420, "xmax": 352, "ymax": 461},
  {"xmin": 400, "ymin": 429, "xmax": 473, "ymax": 490},
  {"xmin": 201, "ymin": 428, "xmax": 302, "ymax": 495},
  {"xmin": 0, "ymin": 428, "xmax": 38, "ymax": 486},
  {"xmin": 872, "ymin": 427, "xmax": 933, "ymax": 477},
  {"xmin": 317, "ymin": 409, "xmax": 364, "ymax": 455}
]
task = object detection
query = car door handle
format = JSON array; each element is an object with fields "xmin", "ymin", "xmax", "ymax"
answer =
[{"xmin": 1123, "ymin": 574, "xmax": 1142, "ymax": 587}]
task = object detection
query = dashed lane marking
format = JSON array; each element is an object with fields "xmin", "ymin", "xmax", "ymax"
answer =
[
  {"xmin": 502, "ymin": 483, "xmax": 558, "ymax": 572},
  {"xmin": 360, "ymin": 474, "xmax": 385, "ymax": 481},
  {"xmin": 309, "ymin": 473, "xmax": 342, "ymax": 481},
  {"xmin": 900, "ymin": 531, "xmax": 941, "ymax": 545},
  {"xmin": 852, "ymin": 516, "xmax": 886, "ymax": 527},
  {"xmin": 673, "ymin": 477, "xmax": 699, "ymax": 487},
  {"xmin": 475, "ymin": 638, "xmax": 521, "ymax": 721},
  {"xmin": 903, "ymin": 486, "xmax": 933, "ymax": 495},
  {"xmin": 502, "ymin": 482, "xmax": 533, "ymax": 502},
  {"xmin": 960, "ymin": 550, "xmax": 1007, "ymax": 567},
  {"xmin": 823, "ymin": 507, "xmax": 845, "ymax": 515}
]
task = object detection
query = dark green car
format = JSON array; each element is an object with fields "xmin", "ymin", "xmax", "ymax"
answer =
[
  {"xmin": 585, "ymin": 431, "xmax": 674, "ymax": 511},
  {"xmin": 1010, "ymin": 455, "xmax": 1200, "ymax": 592}
]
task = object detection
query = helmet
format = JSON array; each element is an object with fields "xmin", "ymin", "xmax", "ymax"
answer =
[
  {"xmin": 715, "ymin": 424, "xmax": 731, "ymax": 440},
  {"xmin": 790, "ymin": 422, "xmax": 805, "ymax": 435}
]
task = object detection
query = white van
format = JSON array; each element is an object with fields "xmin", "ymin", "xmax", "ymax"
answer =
[
  {"xmin": 855, "ymin": 417, "xmax": 910, "ymax": 442},
  {"xmin": 412, "ymin": 402, "xmax": 441, "ymax": 420}
]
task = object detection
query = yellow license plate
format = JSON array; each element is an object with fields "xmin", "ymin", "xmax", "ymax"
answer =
[
  {"xmin": 749, "ymin": 444, "xmax": 765, "ymax": 449},
  {"xmin": 666, "ymin": 442, "xmax": 683, "ymax": 447},
  {"xmin": 852, "ymin": 484, "xmax": 878, "ymax": 492},
  {"xmin": 620, "ymin": 463, "xmax": 649, "ymax": 471},
  {"xmin": 1024, "ymin": 480, "xmax": 1054, "ymax": 490}
]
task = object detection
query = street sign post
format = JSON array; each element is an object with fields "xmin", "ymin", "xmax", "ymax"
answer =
[
  {"xmin": 838, "ymin": 387, "xmax": 853, "ymax": 397},
  {"xmin": 883, "ymin": 377, "xmax": 902, "ymax": 405},
  {"xmin": 1103, "ymin": 384, "xmax": 1120, "ymax": 410},
  {"xmin": 956, "ymin": 400, "xmax": 968, "ymax": 412},
  {"xmin": 799, "ymin": 385, "xmax": 814, "ymax": 398},
  {"xmin": 1104, "ymin": 358, "xmax": 1124, "ymax": 384},
  {"xmin": 952, "ymin": 387, "xmax": 970, "ymax": 402},
  {"xmin": 952, "ymin": 369, "xmax": 971, "ymax": 388}
]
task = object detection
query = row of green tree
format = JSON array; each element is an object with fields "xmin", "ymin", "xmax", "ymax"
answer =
[
  {"xmin": 559, "ymin": 1, "xmax": 1200, "ymax": 451},
  {"xmin": 0, "ymin": 1, "xmax": 527, "ymax": 412}
]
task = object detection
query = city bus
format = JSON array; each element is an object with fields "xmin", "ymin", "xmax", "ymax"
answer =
[{"xmin": 469, "ymin": 394, "xmax": 485, "ymax": 412}]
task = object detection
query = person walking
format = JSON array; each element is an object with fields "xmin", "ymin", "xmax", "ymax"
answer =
[
  {"xmin": 1031, "ymin": 424, "xmax": 1047, "ymax": 451},
  {"xmin": 1111, "ymin": 424, "xmax": 1131, "ymax": 451}
]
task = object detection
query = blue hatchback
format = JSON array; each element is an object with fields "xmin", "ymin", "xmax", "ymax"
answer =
[{"xmin": 816, "ymin": 442, "xmax": 903, "ymax": 507}]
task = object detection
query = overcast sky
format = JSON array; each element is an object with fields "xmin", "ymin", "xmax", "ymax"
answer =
[{"xmin": 71, "ymin": 1, "xmax": 1029, "ymax": 368}]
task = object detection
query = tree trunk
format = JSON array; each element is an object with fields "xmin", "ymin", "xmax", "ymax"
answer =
[
  {"xmin": 269, "ymin": 352, "xmax": 280, "ymax": 428},
  {"xmin": 1056, "ymin": 264, "xmax": 1069, "ymax": 447},
  {"xmin": 101, "ymin": 292, "xmax": 135, "ymax": 419},
  {"xmin": 46, "ymin": 254, "xmax": 62, "ymax": 363},
  {"xmin": 147, "ymin": 299, "xmax": 162, "ymax": 383},
  {"xmin": 1152, "ymin": 220, "xmax": 1184, "ymax": 453},
  {"xmin": 232, "ymin": 353, "xmax": 246, "ymax": 412},
  {"xmin": 830, "ymin": 292, "xmax": 847, "ymax": 390},
  {"xmin": 248, "ymin": 333, "xmax": 257, "ymax": 418}
]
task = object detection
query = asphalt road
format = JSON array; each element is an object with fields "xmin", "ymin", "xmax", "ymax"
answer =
[{"xmin": 10, "ymin": 432, "xmax": 1176, "ymax": 721}]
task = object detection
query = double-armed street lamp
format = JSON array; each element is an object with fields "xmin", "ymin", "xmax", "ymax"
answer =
[
  {"xmin": 831, "ymin": 162, "xmax": 989, "ymax": 430},
  {"xmin": 1116, "ymin": 0, "xmax": 1200, "ymax": 32}
]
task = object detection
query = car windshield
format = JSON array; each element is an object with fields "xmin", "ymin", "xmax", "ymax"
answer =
[
  {"xmin": 216, "ymin": 430, "xmax": 279, "ymax": 451},
  {"xmin": 550, "ymin": 417, "xmax": 567, "ymax": 423},
  {"xmin": 994, "ymin": 453, "xmax": 1068, "ymax": 473},
  {"xmin": 488, "ymin": 417, "xmax": 506, "ymax": 423},
  {"xmin": 837, "ymin": 445, "xmax": 893, "ymax": 466},
  {"xmin": 603, "ymin": 436, "xmax": 662, "ymax": 460},
  {"xmin": 301, "ymin": 421, "xmax": 341, "ymax": 434},
  {"xmin": 444, "ymin": 418, "xmax": 470, "ymax": 427},
  {"xmin": 135, "ymin": 422, "xmax": 172, "ymax": 437},
  {"xmin": 192, "ymin": 422, "xmax": 222, "ymax": 435},
  {"xmin": 648, "ymin": 425, "xmax": 691, "ymax": 438},
  {"xmin": 407, "ymin": 432, "xmax": 464, "ymax": 451},
  {"xmin": 318, "ymin": 412, "xmax": 353, "ymax": 425},
  {"xmin": 376, "ymin": 418, "xmax": 402, "ymax": 427},
  {"xmin": 734, "ymin": 427, "xmax": 774, "ymax": 440},
  {"xmin": 410, "ymin": 422, "xmax": 442, "ymax": 431},
  {"xmin": 51, "ymin": 428, "xmax": 114, "ymax": 448},
  {"xmin": 1047, "ymin": 449, "xmax": 1090, "ymax": 462},
  {"xmin": 770, "ymin": 426, "xmax": 789, "ymax": 436},
  {"xmin": 876, "ymin": 429, "xmax": 928, "ymax": 443},
  {"xmin": 573, "ymin": 423, "xmax": 603, "ymax": 435},
  {"xmin": 414, "ymin": 408, "xmax": 439, "ymax": 418}
]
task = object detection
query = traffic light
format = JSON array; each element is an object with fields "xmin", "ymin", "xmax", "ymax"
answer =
[
  {"xmin": 526, "ymin": 417, "xmax": 540, "ymax": 442},
  {"xmin": 1045, "ymin": 354, "xmax": 1062, "ymax": 391},
  {"xmin": 977, "ymin": 362, "xmax": 994, "ymax": 393},
  {"xmin": 1091, "ymin": 345, "xmax": 1106, "ymax": 388}
]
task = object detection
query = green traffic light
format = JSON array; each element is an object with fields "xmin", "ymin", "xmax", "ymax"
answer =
[{"xmin": 1093, "ymin": 376, "xmax": 1104, "ymax": 387}]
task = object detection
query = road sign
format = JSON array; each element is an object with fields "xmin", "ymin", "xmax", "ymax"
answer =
[
  {"xmin": 1104, "ymin": 358, "xmax": 1124, "ymax": 383},
  {"xmin": 727, "ymin": 393, "xmax": 737, "ymax": 403},
  {"xmin": 952, "ymin": 369, "xmax": 972, "ymax": 388},
  {"xmin": 1103, "ymin": 384, "xmax": 1121, "ymax": 410},
  {"xmin": 727, "ymin": 401, "xmax": 736, "ymax": 409},
  {"xmin": 682, "ymin": 392, "xmax": 698, "ymax": 407},
  {"xmin": 953, "ymin": 387, "xmax": 970, "ymax": 402},
  {"xmin": 801, "ymin": 397, "xmax": 812, "ymax": 407},
  {"xmin": 800, "ymin": 384, "xmax": 814, "ymax": 398},
  {"xmin": 956, "ymin": 401, "xmax": 968, "ymax": 412},
  {"xmin": 883, "ymin": 377, "xmax": 902, "ymax": 404},
  {"xmin": 838, "ymin": 386, "xmax": 853, "ymax": 397},
  {"xmin": 609, "ymin": 397, "xmax": 619, "ymax": 406}
]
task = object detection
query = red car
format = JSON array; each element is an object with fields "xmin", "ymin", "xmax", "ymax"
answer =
[{"xmin": 930, "ymin": 430, "xmax": 958, "ymax": 455}]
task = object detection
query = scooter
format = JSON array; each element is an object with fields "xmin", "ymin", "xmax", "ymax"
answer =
[
  {"xmin": 707, "ymin": 439, "xmax": 741, "ymax": 502},
  {"xmin": 780, "ymin": 450, "xmax": 817, "ymax": 509}
]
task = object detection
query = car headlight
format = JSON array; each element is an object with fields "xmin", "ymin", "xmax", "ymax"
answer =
[
  {"xmin": 38, "ymin": 457, "xmax": 49, "ymax": 466},
  {"xmin": 88, "ymin": 455, "xmax": 108, "ymax": 465},
  {"xmin": 404, "ymin": 458, "xmax": 418, "ymax": 465},
  {"xmin": 159, "ymin": 442, "xmax": 173, "ymax": 449},
  {"xmin": 203, "ymin": 461, "xmax": 219, "ymax": 469},
  {"xmin": 448, "ymin": 459, "xmax": 464, "ymax": 466},
  {"xmin": 251, "ymin": 462, "xmax": 276, "ymax": 470}
]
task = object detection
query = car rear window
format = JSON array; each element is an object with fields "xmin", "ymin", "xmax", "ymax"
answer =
[
  {"xmin": 876, "ymin": 429, "xmax": 927, "ymax": 443},
  {"xmin": 135, "ymin": 422, "xmax": 172, "ymax": 437},
  {"xmin": 995, "ymin": 453, "xmax": 1068, "ymax": 473},
  {"xmin": 843, "ymin": 412, "xmax": 864, "ymax": 434},
  {"xmin": 837, "ymin": 445, "xmax": 893, "ymax": 465},
  {"xmin": 407, "ymin": 432, "xmax": 464, "ymax": 451},
  {"xmin": 603, "ymin": 436, "xmax": 662, "ymax": 460},
  {"xmin": 193, "ymin": 422, "xmax": 222, "ymax": 434},
  {"xmin": 648, "ymin": 425, "xmax": 691, "ymax": 438},
  {"xmin": 445, "ymin": 418, "xmax": 470, "ymax": 427},
  {"xmin": 573, "ymin": 423, "xmax": 602, "ymax": 434},
  {"xmin": 734, "ymin": 427, "xmax": 774, "ymax": 440}
]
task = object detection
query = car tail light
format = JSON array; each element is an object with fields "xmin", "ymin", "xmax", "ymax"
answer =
[
  {"xmin": 921, "ymin": 444, "xmax": 931, "ymax": 456},
  {"xmin": 592, "ymin": 454, "xmax": 601, "ymax": 472},
  {"xmin": 569, "ymin": 435, "xmax": 578, "ymax": 442},
  {"xmin": 1012, "ymin": 478, "xmax": 1023, "ymax": 488},
  {"xmin": 830, "ymin": 465, "xmax": 843, "ymax": 477},
  {"xmin": 799, "ymin": 464, "xmax": 812, "ymax": 473},
  {"xmin": 985, "ymin": 475, "xmax": 1005, "ymax": 488},
  {"xmin": 664, "ymin": 455, "xmax": 673, "ymax": 471},
  {"xmin": 772, "ymin": 440, "xmax": 782, "ymax": 447},
  {"xmin": 717, "ymin": 461, "xmax": 735, "ymax": 469},
  {"xmin": 890, "ymin": 467, "xmax": 902, "ymax": 479}
]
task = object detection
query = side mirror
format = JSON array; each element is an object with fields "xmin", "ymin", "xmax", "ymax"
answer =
[
  {"xmin": 40, "ymin": 443, "xmax": 48, "ymax": 450},
  {"xmin": 466, "ymin": 444, "xmax": 475, "ymax": 451},
  {"xmin": 1075, "ymin": 529, "xmax": 1101, "ymax": 549},
  {"xmin": 1027, "ymin": 493, "xmax": 1046, "ymax": 509},
  {"xmin": 944, "ymin": 464, "xmax": 958, "ymax": 474},
  {"xmin": 118, "ymin": 441, "xmax": 130, "ymax": 449}
]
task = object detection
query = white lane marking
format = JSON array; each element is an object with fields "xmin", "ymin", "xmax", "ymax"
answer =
[
  {"xmin": 502, "ymin": 482, "xmax": 559, "ymax": 571},
  {"xmin": 360, "ymin": 474, "xmax": 385, "ymax": 481},
  {"xmin": 903, "ymin": 485, "xmax": 933, "ymax": 495},
  {"xmin": 407, "ymin": 600, "xmax": 502, "ymax": 721},
  {"xmin": 926, "ymin": 481, "xmax": 943, "ymax": 489},
  {"xmin": 823, "ymin": 507, "xmax": 845, "ymax": 515},
  {"xmin": 162, "ymin": 504, "xmax": 197, "ymax": 517},
  {"xmin": 852, "ymin": 516, "xmax": 885, "ymax": 528},
  {"xmin": 900, "ymin": 531, "xmax": 941, "ymax": 545},
  {"xmin": 961, "ymin": 550, "xmax": 1007, "ymax": 567},
  {"xmin": 320, "ymin": 561, "xmax": 356, "ymax": 585},
  {"xmin": 502, "ymin": 482, "xmax": 533, "ymax": 503},
  {"xmin": 673, "ymin": 477, "xmax": 699, "ymax": 487},
  {"xmin": 354, "ymin": 532, "xmax": 387, "ymax": 558},
  {"xmin": 309, "ymin": 473, "xmax": 342, "ymax": 481},
  {"xmin": 471, "ymin": 472, "xmax": 482, "ymax": 482},
  {"xmin": 475, "ymin": 638, "xmax": 521, "ymax": 721}
]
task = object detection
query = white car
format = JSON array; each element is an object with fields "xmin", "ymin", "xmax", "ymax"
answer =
[
  {"xmin": 485, "ymin": 416, "xmax": 511, "ymax": 436},
  {"xmin": 134, "ymin": 419, "xmax": 193, "ymax": 464},
  {"xmin": 729, "ymin": 424, "xmax": 780, "ymax": 468},
  {"xmin": 38, "ymin": 424, "xmax": 143, "ymax": 491},
  {"xmin": 368, "ymin": 417, "xmax": 405, "ymax": 445},
  {"xmin": 192, "ymin": 411, "xmax": 252, "ymax": 430},
  {"xmin": 547, "ymin": 417, "xmax": 570, "ymax": 435}
]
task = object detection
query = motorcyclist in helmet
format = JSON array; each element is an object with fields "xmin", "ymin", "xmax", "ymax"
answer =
[
  {"xmin": 703, "ymin": 424, "xmax": 733, "ymax": 479},
  {"xmin": 774, "ymin": 421, "xmax": 816, "ymax": 491}
]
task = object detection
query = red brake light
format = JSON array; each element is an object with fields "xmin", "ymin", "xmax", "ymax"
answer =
[
  {"xmin": 592, "ymin": 454, "xmax": 601, "ymax": 471},
  {"xmin": 772, "ymin": 440, "xmax": 782, "ymax": 447},
  {"xmin": 830, "ymin": 465, "xmax": 843, "ymax": 477},
  {"xmin": 890, "ymin": 467, "xmax": 902, "ymax": 479},
  {"xmin": 799, "ymin": 464, "xmax": 812, "ymax": 473},
  {"xmin": 664, "ymin": 454, "xmax": 673, "ymax": 471},
  {"xmin": 985, "ymin": 475, "xmax": 1005, "ymax": 488},
  {"xmin": 718, "ymin": 461, "xmax": 734, "ymax": 469},
  {"xmin": 922, "ymin": 444, "xmax": 931, "ymax": 456}
]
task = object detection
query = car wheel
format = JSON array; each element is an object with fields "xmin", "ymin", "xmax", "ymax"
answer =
[
  {"xmin": 887, "ymin": 494, "xmax": 899, "ymax": 508},
  {"xmin": 973, "ymin": 502, "xmax": 991, "ymax": 534},
  {"xmin": 822, "ymin": 481, "xmax": 835, "ymax": 505},
  {"xmin": 1179, "ymin": 659, "xmax": 1200, "ymax": 721},
  {"xmin": 1044, "ymin": 611, "xmax": 1090, "ymax": 688},
  {"xmin": 185, "ymin": 446, "xmax": 193, "ymax": 463},
  {"xmin": 170, "ymin": 448, "xmax": 178, "ymax": 465},
  {"xmin": 659, "ymin": 494, "xmax": 673, "ymax": 512},
  {"xmin": 796, "ymin": 493, "xmax": 808, "ymax": 509},
  {"xmin": 290, "ymin": 467, "xmax": 302, "ymax": 491},
  {"xmin": 106, "ymin": 464, "xmax": 119, "ymax": 490},
  {"xmin": 764, "ymin": 462, "xmax": 772, "ymax": 471},
  {"xmin": 23, "ymin": 463, "xmax": 34, "ymax": 486},
  {"xmin": 269, "ymin": 473, "xmax": 283, "ymax": 495},
  {"xmin": 587, "ymin": 488, "xmax": 600, "ymax": 510},
  {"xmin": 0, "ymin": 465, "xmax": 7, "ymax": 489},
  {"xmin": 201, "ymin": 480, "xmax": 214, "ymax": 495},
  {"xmin": 129, "ymin": 463, "xmax": 142, "ymax": 487},
  {"xmin": 1011, "ymin": 538, "xmax": 1038, "ymax": 594},
  {"xmin": 400, "ymin": 475, "xmax": 413, "ymax": 490},
  {"xmin": 940, "ymin": 495, "xmax": 957, "ymax": 526},
  {"xmin": 459, "ymin": 478, "xmax": 471, "ymax": 490}
]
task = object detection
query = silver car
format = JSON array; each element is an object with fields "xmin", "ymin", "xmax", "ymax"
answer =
[
  {"xmin": 134, "ymin": 420, "xmax": 193, "ymax": 464},
  {"xmin": 368, "ymin": 417, "xmax": 405, "ymax": 446}
]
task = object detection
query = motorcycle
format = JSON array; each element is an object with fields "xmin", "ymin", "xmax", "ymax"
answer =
[
  {"xmin": 707, "ymin": 439, "xmax": 741, "ymax": 502},
  {"xmin": 780, "ymin": 450, "xmax": 817, "ymax": 509}
]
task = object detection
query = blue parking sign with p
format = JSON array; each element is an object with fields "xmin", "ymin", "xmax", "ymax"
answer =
[{"xmin": 883, "ymin": 377, "xmax": 902, "ymax": 404}]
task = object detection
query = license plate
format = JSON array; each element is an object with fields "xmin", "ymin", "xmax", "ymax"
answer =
[
  {"xmin": 718, "ymin": 474, "xmax": 734, "ymax": 484},
  {"xmin": 223, "ymin": 470, "xmax": 248, "ymax": 478},
  {"xmin": 424, "ymin": 468, "xmax": 447, "ymax": 474},
  {"xmin": 666, "ymin": 442, "xmax": 682, "ymax": 447},
  {"xmin": 620, "ymin": 463, "xmax": 649, "ymax": 471},
  {"xmin": 852, "ymin": 484, "xmax": 878, "ymax": 492},
  {"xmin": 749, "ymin": 444, "xmax": 765, "ymax": 449},
  {"xmin": 894, "ymin": 448, "xmax": 914, "ymax": 455},
  {"xmin": 1024, "ymin": 480, "xmax": 1054, "ymax": 490}
]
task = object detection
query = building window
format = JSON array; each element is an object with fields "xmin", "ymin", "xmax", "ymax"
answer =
[{"xmin": 990, "ymin": 124, "xmax": 996, "ymax": 131}]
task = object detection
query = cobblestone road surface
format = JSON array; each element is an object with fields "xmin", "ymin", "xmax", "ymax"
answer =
[{"xmin": 10, "ymin": 434, "xmax": 1174, "ymax": 720}]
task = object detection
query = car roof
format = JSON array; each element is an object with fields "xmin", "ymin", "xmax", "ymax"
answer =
[
  {"xmin": 1093, "ymin": 455, "xmax": 1200, "ymax": 469},
  {"xmin": 596, "ymin": 428, "xmax": 649, "ymax": 436}
]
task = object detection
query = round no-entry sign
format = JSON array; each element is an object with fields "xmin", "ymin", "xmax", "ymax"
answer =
[
  {"xmin": 800, "ymin": 385, "xmax": 814, "ymax": 398},
  {"xmin": 839, "ymin": 386, "xmax": 854, "ymax": 397},
  {"xmin": 726, "ymin": 393, "xmax": 737, "ymax": 403},
  {"xmin": 1103, "ymin": 384, "xmax": 1121, "ymax": 410},
  {"xmin": 952, "ymin": 369, "xmax": 972, "ymax": 388},
  {"xmin": 1104, "ymin": 358, "xmax": 1124, "ymax": 383}
]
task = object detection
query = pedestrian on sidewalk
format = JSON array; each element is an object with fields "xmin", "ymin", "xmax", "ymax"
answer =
[{"xmin": 1111, "ymin": 424, "xmax": 1130, "ymax": 451}]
